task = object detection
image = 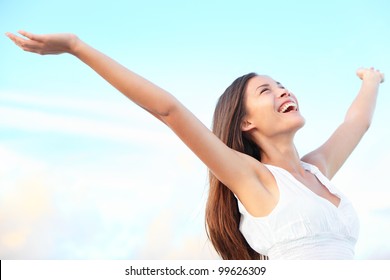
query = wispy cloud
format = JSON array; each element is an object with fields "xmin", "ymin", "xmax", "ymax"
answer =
[{"xmin": 0, "ymin": 90, "xmax": 177, "ymax": 146}]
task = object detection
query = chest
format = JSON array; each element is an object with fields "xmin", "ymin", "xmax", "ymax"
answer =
[{"xmin": 293, "ymin": 171, "xmax": 340, "ymax": 208}]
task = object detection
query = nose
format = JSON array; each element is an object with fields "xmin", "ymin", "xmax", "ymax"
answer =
[{"xmin": 279, "ymin": 89, "xmax": 291, "ymax": 98}]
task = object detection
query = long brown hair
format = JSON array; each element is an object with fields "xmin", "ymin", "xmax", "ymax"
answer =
[{"xmin": 205, "ymin": 72, "xmax": 268, "ymax": 260}]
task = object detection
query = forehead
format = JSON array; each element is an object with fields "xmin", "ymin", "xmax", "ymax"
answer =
[{"xmin": 246, "ymin": 75, "xmax": 277, "ymax": 93}]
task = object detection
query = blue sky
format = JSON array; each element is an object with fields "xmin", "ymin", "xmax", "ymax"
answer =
[{"xmin": 1, "ymin": 0, "xmax": 389, "ymax": 259}]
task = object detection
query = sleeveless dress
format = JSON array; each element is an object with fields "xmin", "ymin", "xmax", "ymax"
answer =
[{"xmin": 236, "ymin": 161, "xmax": 360, "ymax": 259}]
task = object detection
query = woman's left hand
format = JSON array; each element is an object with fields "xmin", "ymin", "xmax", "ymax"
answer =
[{"xmin": 356, "ymin": 67, "xmax": 385, "ymax": 84}]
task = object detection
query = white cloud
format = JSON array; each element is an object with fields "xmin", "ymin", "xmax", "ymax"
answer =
[
  {"xmin": 0, "ymin": 105, "xmax": 173, "ymax": 145},
  {"xmin": 0, "ymin": 147, "xmax": 56, "ymax": 259},
  {"xmin": 0, "ymin": 140, "xmax": 212, "ymax": 259}
]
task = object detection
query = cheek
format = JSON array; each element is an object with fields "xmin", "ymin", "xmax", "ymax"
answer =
[
  {"xmin": 244, "ymin": 94, "xmax": 278, "ymax": 130},
  {"xmin": 247, "ymin": 96, "xmax": 275, "ymax": 114},
  {"xmin": 258, "ymin": 116, "xmax": 278, "ymax": 132},
  {"xmin": 246, "ymin": 100, "xmax": 276, "ymax": 127}
]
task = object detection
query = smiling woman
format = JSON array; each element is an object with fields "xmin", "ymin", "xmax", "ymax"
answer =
[{"xmin": 5, "ymin": 30, "xmax": 384, "ymax": 260}]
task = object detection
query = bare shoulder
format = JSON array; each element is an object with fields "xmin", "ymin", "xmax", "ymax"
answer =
[
  {"xmin": 301, "ymin": 152, "xmax": 329, "ymax": 177},
  {"xmin": 232, "ymin": 152, "xmax": 280, "ymax": 217}
]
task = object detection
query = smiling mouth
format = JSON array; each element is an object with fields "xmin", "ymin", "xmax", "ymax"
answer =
[{"xmin": 278, "ymin": 101, "xmax": 298, "ymax": 113}]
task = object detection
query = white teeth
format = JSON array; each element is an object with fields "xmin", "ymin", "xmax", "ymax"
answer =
[{"xmin": 279, "ymin": 101, "xmax": 297, "ymax": 113}]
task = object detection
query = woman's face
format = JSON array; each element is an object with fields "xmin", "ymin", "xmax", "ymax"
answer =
[{"xmin": 242, "ymin": 75, "xmax": 305, "ymax": 138}]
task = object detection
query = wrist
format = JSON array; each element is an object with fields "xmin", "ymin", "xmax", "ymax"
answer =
[
  {"xmin": 361, "ymin": 79, "xmax": 380, "ymax": 92},
  {"xmin": 68, "ymin": 34, "xmax": 82, "ymax": 56},
  {"xmin": 361, "ymin": 76, "xmax": 383, "ymax": 86}
]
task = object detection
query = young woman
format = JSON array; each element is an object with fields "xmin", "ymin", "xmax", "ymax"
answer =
[{"xmin": 6, "ymin": 30, "xmax": 384, "ymax": 260}]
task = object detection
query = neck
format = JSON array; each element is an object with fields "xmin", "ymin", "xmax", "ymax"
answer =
[{"xmin": 256, "ymin": 134, "xmax": 305, "ymax": 176}]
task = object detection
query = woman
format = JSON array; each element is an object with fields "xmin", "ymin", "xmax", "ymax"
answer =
[{"xmin": 6, "ymin": 30, "xmax": 384, "ymax": 260}]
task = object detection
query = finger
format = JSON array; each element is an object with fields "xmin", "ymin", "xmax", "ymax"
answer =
[
  {"xmin": 6, "ymin": 32, "xmax": 30, "ymax": 45},
  {"xmin": 18, "ymin": 30, "xmax": 44, "ymax": 42},
  {"xmin": 23, "ymin": 42, "xmax": 47, "ymax": 54},
  {"xmin": 6, "ymin": 32, "xmax": 43, "ymax": 52},
  {"xmin": 5, "ymin": 32, "xmax": 19, "ymax": 43},
  {"xmin": 5, "ymin": 32, "xmax": 26, "ymax": 48},
  {"xmin": 356, "ymin": 68, "xmax": 364, "ymax": 79}
]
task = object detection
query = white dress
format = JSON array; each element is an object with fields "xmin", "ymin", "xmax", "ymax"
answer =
[{"xmin": 236, "ymin": 161, "xmax": 360, "ymax": 260}]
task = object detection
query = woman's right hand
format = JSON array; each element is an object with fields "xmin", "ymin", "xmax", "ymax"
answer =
[{"xmin": 5, "ymin": 30, "xmax": 80, "ymax": 55}]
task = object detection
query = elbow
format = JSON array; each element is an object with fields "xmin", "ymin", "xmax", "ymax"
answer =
[
  {"xmin": 155, "ymin": 98, "xmax": 181, "ymax": 120},
  {"xmin": 359, "ymin": 117, "xmax": 372, "ymax": 132},
  {"xmin": 158, "ymin": 101, "xmax": 177, "ymax": 118},
  {"xmin": 365, "ymin": 120, "xmax": 372, "ymax": 131}
]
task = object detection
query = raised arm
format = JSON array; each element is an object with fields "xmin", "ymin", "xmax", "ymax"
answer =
[
  {"xmin": 302, "ymin": 67, "xmax": 384, "ymax": 179},
  {"xmin": 6, "ymin": 31, "xmax": 182, "ymax": 120},
  {"xmin": 5, "ymin": 30, "xmax": 267, "ymax": 196}
]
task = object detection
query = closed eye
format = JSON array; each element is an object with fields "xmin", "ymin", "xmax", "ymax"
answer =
[{"xmin": 260, "ymin": 88, "xmax": 270, "ymax": 94}]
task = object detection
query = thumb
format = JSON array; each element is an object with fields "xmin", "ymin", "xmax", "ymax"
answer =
[
  {"xmin": 18, "ymin": 30, "xmax": 44, "ymax": 42},
  {"xmin": 356, "ymin": 67, "xmax": 364, "ymax": 79}
]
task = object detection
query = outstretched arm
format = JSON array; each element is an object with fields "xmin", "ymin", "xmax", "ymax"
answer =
[
  {"xmin": 303, "ymin": 67, "xmax": 384, "ymax": 179},
  {"xmin": 6, "ymin": 30, "xmax": 268, "ymax": 198},
  {"xmin": 6, "ymin": 30, "xmax": 179, "ymax": 120}
]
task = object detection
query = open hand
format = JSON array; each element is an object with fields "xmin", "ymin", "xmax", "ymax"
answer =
[
  {"xmin": 5, "ymin": 30, "xmax": 80, "ymax": 55},
  {"xmin": 356, "ymin": 67, "xmax": 384, "ymax": 84}
]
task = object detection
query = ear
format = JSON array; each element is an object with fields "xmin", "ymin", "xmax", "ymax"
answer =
[{"xmin": 241, "ymin": 118, "xmax": 255, "ymax": 132}]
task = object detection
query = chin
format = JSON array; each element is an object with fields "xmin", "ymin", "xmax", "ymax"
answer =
[
  {"xmin": 297, "ymin": 115, "xmax": 306, "ymax": 128},
  {"xmin": 289, "ymin": 114, "xmax": 306, "ymax": 132}
]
